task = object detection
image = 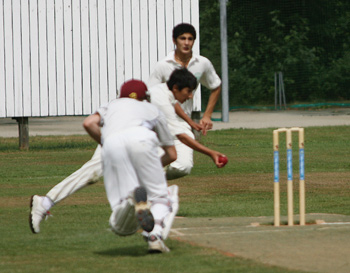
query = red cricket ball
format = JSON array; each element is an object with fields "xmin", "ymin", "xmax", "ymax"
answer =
[{"xmin": 219, "ymin": 156, "xmax": 228, "ymax": 166}]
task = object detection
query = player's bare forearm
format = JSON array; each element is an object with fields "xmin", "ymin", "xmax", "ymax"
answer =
[
  {"xmin": 176, "ymin": 133, "xmax": 225, "ymax": 167},
  {"xmin": 161, "ymin": 145, "xmax": 177, "ymax": 166},
  {"xmin": 174, "ymin": 103, "xmax": 203, "ymax": 132},
  {"xmin": 203, "ymin": 85, "xmax": 221, "ymax": 119},
  {"xmin": 83, "ymin": 114, "xmax": 102, "ymax": 145},
  {"xmin": 201, "ymin": 85, "xmax": 221, "ymax": 135}
]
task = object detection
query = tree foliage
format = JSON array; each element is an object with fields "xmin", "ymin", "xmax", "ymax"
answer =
[{"xmin": 199, "ymin": 0, "xmax": 350, "ymax": 106}]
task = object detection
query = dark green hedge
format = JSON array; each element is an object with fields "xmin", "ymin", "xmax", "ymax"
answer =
[{"xmin": 199, "ymin": 0, "xmax": 350, "ymax": 107}]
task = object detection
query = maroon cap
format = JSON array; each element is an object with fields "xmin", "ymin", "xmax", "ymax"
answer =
[{"xmin": 119, "ymin": 79, "xmax": 148, "ymax": 100}]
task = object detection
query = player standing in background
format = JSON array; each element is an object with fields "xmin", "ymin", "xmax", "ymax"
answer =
[
  {"xmin": 83, "ymin": 79, "xmax": 176, "ymax": 253},
  {"xmin": 148, "ymin": 23, "xmax": 222, "ymax": 137},
  {"xmin": 148, "ymin": 23, "xmax": 222, "ymax": 179}
]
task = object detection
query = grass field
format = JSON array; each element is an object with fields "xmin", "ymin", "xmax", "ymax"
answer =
[{"xmin": 1, "ymin": 126, "xmax": 349, "ymax": 272}]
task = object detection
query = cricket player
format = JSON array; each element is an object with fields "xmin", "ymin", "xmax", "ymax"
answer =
[
  {"xmin": 83, "ymin": 79, "xmax": 176, "ymax": 253},
  {"xmin": 140, "ymin": 67, "xmax": 225, "ymax": 239},
  {"xmin": 148, "ymin": 23, "xmax": 222, "ymax": 179},
  {"xmin": 149, "ymin": 68, "xmax": 224, "ymax": 179},
  {"xmin": 148, "ymin": 23, "xmax": 222, "ymax": 136}
]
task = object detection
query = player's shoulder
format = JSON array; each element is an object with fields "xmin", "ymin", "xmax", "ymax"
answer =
[
  {"xmin": 153, "ymin": 58, "xmax": 174, "ymax": 70},
  {"xmin": 105, "ymin": 98, "xmax": 121, "ymax": 108},
  {"xmin": 148, "ymin": 83, "xmax": 167, "ymax": 95},
  {"xmin": 153, "ymin": 58, "xmax": 165, "ymax": 68},
  {"xmin": 141, "ymin": 100, "xmax": 163, "ymax": 117},
  {"xmin": 141, "ymin": 99, "xmax": 156, "ymax": 109},
  {"xmin": 193, "ymin": 54, "xmax": 218, "ymax": 76},
  {"xmin": 149, "ymin": 83, "xmax": 171, "ymax": 105},
  {"xmin": 114, "ymin": 97, "xmax": 144, "ymax": 108},
  {"xmin": 155, "ymin": 51, "xmax": 176, "ymax": 65},
  {"xmin": 194, "ymin": 54, "xmax": 212, "ymax": 65}
]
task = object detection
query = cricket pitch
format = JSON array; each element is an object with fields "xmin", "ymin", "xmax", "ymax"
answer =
[{"xmin": 170, "ymin": 214, "xmax": 350, "ymax": 273}]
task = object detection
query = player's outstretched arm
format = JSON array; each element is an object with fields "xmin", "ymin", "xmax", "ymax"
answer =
[
  {"xmin": 174, "ymin": 103, "xmax": 203, "ymax": 132},
  {"xmin": 176, "ymin": 133, "xmax": 226, "ymax": 168},
  {"xmin": 161, "ymin": 145, "xmax": 177, "ymax": 167}
]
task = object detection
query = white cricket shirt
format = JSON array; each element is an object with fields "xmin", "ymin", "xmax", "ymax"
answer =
[
  {"xmin": 148, "ymin": 51, "xmax": 221, "ymax": 115},
  {"xmin": 96, "ymin": 98, "xmax": 174, "ymax": 147},
  {"xmin": 148, "ymin": 83, "xmax": 189, "ymax": 138}
]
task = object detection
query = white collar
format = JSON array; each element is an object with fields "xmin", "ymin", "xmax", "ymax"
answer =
[{"xmin": 166, "ymin": 51, "xmax": 199, "ymax": 65}]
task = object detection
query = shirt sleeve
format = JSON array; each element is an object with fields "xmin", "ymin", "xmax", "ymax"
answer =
[
  {"xmin": 200, "ymin": 58, "xmax": 222, "ymax": 90},
  {"xmin": 96, "ymin": 102, "xmax": 109, "ymax": 127},
  {"xmin": 154, "ymin": 110, "xmax": 175, "ymax": 147},
  {"xmin": 147, "ymin": 64, "xmax": 165, "ymax": 87}
]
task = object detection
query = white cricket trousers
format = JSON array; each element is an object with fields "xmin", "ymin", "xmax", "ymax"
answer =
[
  {"xmin": 102, "ymin": 127, "xmax": 168, "ymax": 209},
  {"xmin": 46, "ymin": 129, "xmax": 194, "ymax": 204},
  {"xmin": 166, "ymin": 126, "xmax": 194, "ymax": 180},
  {"xmin": 46, "ymin": 145, "xmax": 103, "ymax": 203}
]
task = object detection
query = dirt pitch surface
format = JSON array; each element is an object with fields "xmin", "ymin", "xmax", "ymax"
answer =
[{"xmin": 170, "ymin": 214, "xmax": 350, "ymax": 273}]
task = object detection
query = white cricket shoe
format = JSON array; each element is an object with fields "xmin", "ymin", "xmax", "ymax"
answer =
[
  {"xmin": 29, "ymin": 195, "xmax": 51, "ymax": 234},
  {"xmin": 148, "ymin": 234, "xmax": 170, "ymax": 253}
]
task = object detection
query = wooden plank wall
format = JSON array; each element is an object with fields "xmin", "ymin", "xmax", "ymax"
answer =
[{"xmin": 0, "ymin": 0, "xmax": 200, "ymax": 118}]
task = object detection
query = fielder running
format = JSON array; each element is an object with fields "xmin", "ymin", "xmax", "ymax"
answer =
[
  {"xmin": 149, "ymin": 68, "xmax": 224, "ymax": 177},
  {"xmin": 83, "ymin": 79, "xmax": 176, "ymax": 253}
]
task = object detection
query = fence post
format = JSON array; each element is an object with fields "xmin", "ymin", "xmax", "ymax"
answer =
[{"xmin": 14, "ymin": 117, "xmax": 29, "ymax": 150}]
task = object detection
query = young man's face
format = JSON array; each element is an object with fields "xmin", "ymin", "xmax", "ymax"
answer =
[
  {"xmin": 173, "ymin": 33, "xmax": 195, "ymax": 55},
  {"xmin": 173, "ymin": 85, "xmax": 194, "ymax": 103}
]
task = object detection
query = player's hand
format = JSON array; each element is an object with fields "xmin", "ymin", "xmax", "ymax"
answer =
[
  {"xmin": 211, "ymin": 151, "xmax": 227, "ymax": 168},
  {"xmin": 189, "ymin": 120, "xmax": 203, "ymax": 132},
  {"xmin": 200, "ymin": 116, "xmax": 213, "ymax": 136}
]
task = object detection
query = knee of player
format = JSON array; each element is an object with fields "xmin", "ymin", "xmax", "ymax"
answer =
[
  {"xmin": 181, "ymin": 164, "xmax": 192, "ymax": 175},
  {"xmin": 88, "ymin": 168, "xmax": 103, "ymax": 183},
  {"xmin": 166, "ymin": 165, "xmax": 192, "ymax": 180}
]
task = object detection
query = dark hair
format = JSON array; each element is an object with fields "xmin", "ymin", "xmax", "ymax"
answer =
[
  {"xmin": 167, "ymin": 68, "xmax": 197, "ymax": 91},
  {"xmin": 172, "ymin": 23, "xmax": 196, "ymax": 40}
]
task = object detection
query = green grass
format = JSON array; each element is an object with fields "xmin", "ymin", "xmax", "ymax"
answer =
[{"xmin": 1, "ymin": 126, "xmax": 349, "ymax": 272}]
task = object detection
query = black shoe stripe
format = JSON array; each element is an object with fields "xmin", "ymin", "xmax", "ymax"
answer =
[{"xmin": 29, "ymin": 195, "xmax": 36, "ymax": 234}]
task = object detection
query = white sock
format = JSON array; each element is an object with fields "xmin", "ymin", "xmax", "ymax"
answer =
[
  {"xmin": 151, "ymin": 224, "xmax": 163, "ymax": 236},
  {"xmin": 150, "ymin": 202, "xmax": 170, "ymax": 237},
  {"xmin": 42, "ymin": 196, "xmax": 54, "ymax": 211}
]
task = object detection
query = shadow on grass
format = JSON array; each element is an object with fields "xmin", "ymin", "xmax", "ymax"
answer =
[{"xmin": 95, "ymin": 246, "xmax": 150, "ymax": 257}]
